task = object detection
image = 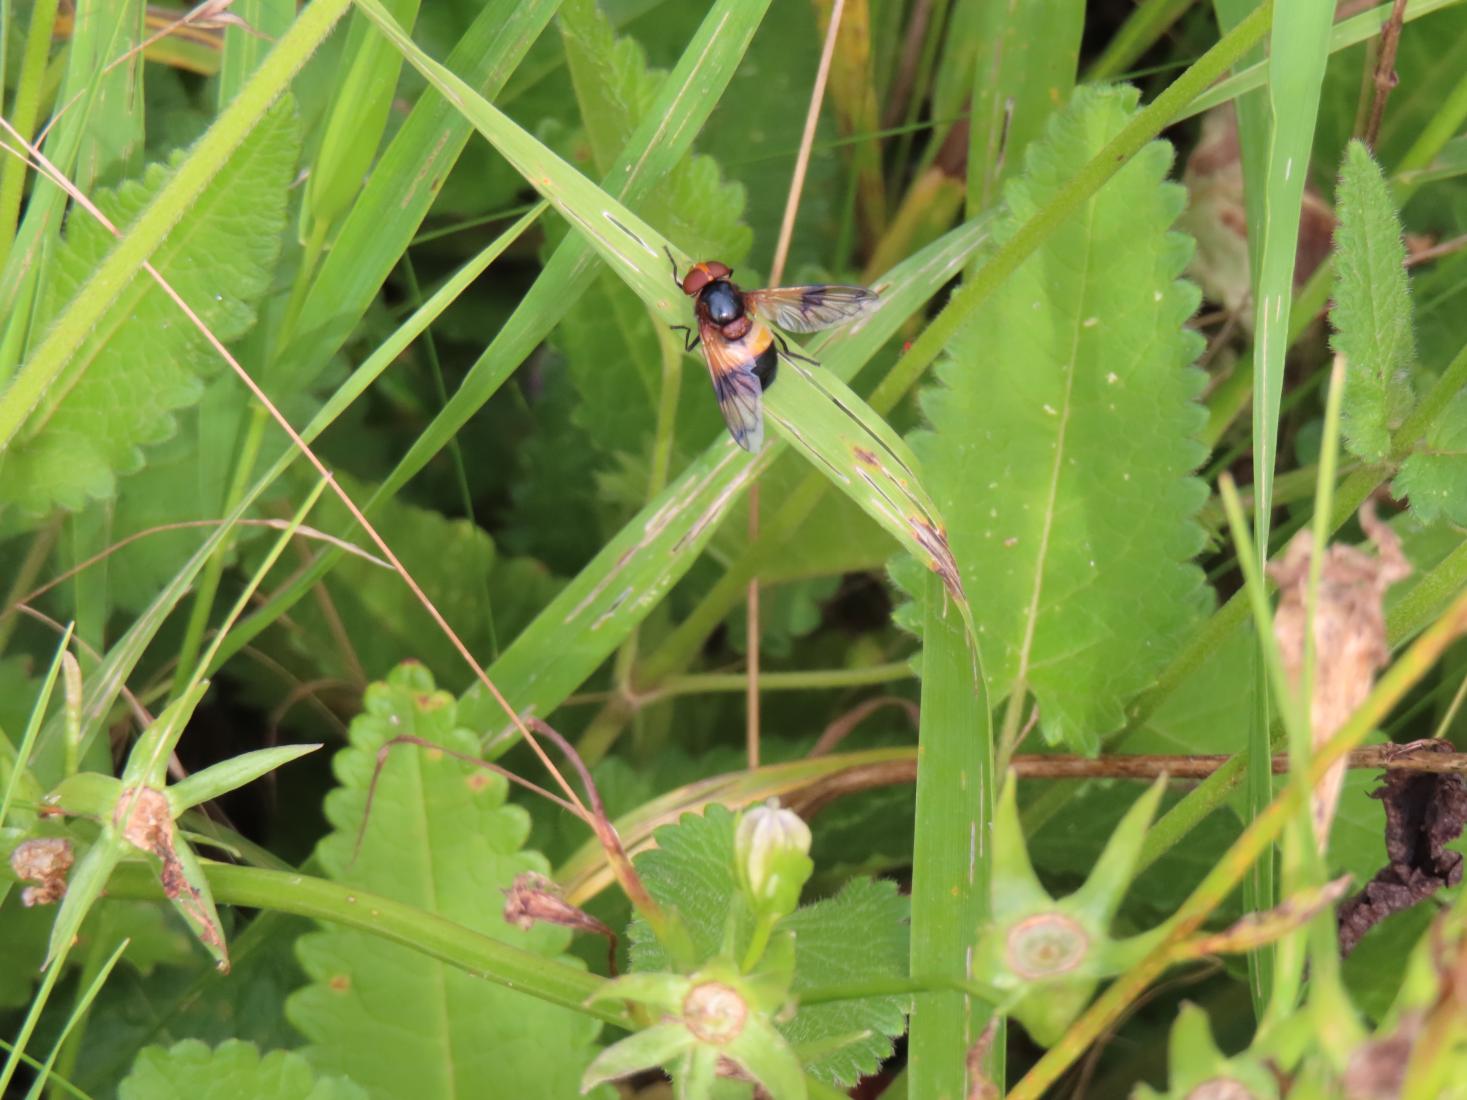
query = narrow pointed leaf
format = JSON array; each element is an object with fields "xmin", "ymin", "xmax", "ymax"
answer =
[
  {"xmin": 1068, "ymin": 776, "xmax": 1166, "ymax": 925},
  {"xmin": 166, "ymin": 744, "xmax": 322, "ymax": 815},
  {"xmin": 581, "ymin": 1023, "xmax": 693, "ymax": 1093}
]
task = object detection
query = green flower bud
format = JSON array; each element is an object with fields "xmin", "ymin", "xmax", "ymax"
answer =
[{"xmin": 735, "ymin": 799, "xmax": 814, "ymax": 920}]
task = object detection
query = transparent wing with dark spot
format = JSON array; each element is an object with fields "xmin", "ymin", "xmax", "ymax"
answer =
[
  {"xmin": 699, "ymin": 320, "xmax": 764, "ymax": 452},
  {"xmin": 745, "ymin": 285, "xmax": 880, "ymax": 334}
]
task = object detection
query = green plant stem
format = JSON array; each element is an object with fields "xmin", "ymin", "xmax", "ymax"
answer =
[
  {"xmin": 1136, "ymin": 751, "xmax": 1249, "ymax": 872},
  {"xmin": 0, "ymin": 517, "xmax": 60, "ymax": 653},
  {"xmin": 1011, "ymin": 579, "xmax": 1467, "ymax": 1100},
  {"xmin": 170, "ymin": 405, "xmax": 271, "ymax": 698},
  {"xmin": 102, "ymin": 860, "xmax": 622, "ymax": 1023},
  {"xmin": 403, "ymin": 254, "xmax": 499, "ymax": 660}
]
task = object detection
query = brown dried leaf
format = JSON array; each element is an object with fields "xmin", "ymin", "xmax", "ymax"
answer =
[
  {"xmin": 1267, "ymin": 501, "xmax": 1412, "ymax": 852},
  {"xmin": 502, "ymin": 870, "xmax": 617, "ymax": 973},
  {"xmin": 114, "ymin": 785, "xmax": 229, "ymax": 968},
  {"xmin": 1337, "ymin": 740, "xmax": 1467, "ymax": 955},
  {"xmin": 9, "ymin": 837, "xmax": 75, "ymax": 907}
]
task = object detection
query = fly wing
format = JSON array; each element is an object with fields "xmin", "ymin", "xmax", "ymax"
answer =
[
  {"xmin": 745, "ymin": 284, "xmax": 879, "ymax": 334},
  {"xmin": 698, "ymin": 319, "xmax": 764, "ymax": 452}
]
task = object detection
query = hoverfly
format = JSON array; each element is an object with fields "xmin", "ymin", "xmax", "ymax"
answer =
[{"xmin": 667, "ymin": 248, "xmax": 879, "ymax": 452}]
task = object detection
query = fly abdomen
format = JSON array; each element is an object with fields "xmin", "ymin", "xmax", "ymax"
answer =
[{"xmin": 752, "ymin": 342, "xmax": 778, "ymax": 390}]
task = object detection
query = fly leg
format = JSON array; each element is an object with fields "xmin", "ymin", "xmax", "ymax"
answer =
[
  {"xmin": 773, "ymin": 331, "xmax": 818, "ymax": 366},
  {"xmin": 670, "ymin": 324, "xmax": 700, "ymax": 352},
  {"xmin": 664, "ymin": 245, "xmax": 683, "ymax": 289}
]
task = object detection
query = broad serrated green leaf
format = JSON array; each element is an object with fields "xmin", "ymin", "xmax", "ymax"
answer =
[
  {"xmin": 781, "ymin": 878, "xmax": 908, "ymax": 1086},
  {"xmin": 1396, "ymin": 388, "xmax": 1467, "ymax": 524},
  {"xmin": 1331, "ymin": 140, "xmax": 1417, "ymax": 463},
  {"xmin": 627, "ymin": 806, "xmax": 907, "ymax": 1089},
  {"xmin": 909, "ymin": 85, "xmax": 1208, "ymax": 752},
  {"xmin": 119, "ymin": 1039, "xmax": 366, "ymax": 1100},
  {"xmin": 286, "ymin": 663, "xmax": 603, "ymax": 1099},
  {"xmin": 0, "ymin": 101, "xmax": 299, "ymax": 516}
]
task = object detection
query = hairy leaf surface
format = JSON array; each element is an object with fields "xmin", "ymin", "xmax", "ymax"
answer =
[
  {"xmin": 286, "ymin": 664, "xmax": 603, "ymax": 1098},
  {"xmin": 910, "ymin": 85, "xmax": 1209, "ymax": 751},
  {"xmin": 1396, "ymin": 388, "xmax": 1467, "ymax": 525},
  {"xmin": 1, "ymin": 102, "xmax": 298, "ymax": 516},
  {"xmin": 1331, "ymin": 139, "xmax": 1416, "ymax": 463}
]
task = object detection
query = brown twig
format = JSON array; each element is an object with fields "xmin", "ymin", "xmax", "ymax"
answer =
[
  {"xmin": 524, "ymin": 718, "xmax": 669, "ymax": 935},
  {"xmin": 786, "ymin": 745, "xmax": 1467, "ymax": 818},
  {"xmin": 1361, "ymin": 0, "xmax": 1411, "ymax": 148},
  {"xmin": 1406, "ymin": 232, "xmax": 1467, "ymax": 268}
]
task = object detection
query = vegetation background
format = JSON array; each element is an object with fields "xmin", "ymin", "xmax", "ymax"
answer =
[{"xmin": 2, "ymin": 0, "xmax": 1467, "ymax": 1096}]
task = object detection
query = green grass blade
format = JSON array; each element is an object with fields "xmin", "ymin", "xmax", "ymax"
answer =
[
  {"xmin": 966, "ymin": 0, "xmax": 1083, "ymax": 213},
  {"xmin": 22, "ymin": 936, "xmax": 129, "ymax": 1100},
  {"xmin": 298, "ymin": 0, "xmax": 421, "ymax": 249},
  {"xmin": 461, "ymin": 219, "xmax": 988, "ymax": 749},
  {"xmin": 277, "ymin": 0, "xmax": 560, "ymax": 387},
  {"xmin": 908, "ymin": 573, "xmax": 995, "ymax": 1097},
  {"xmin": 353, "ymin": 0, "xmax": 966, "ymax": 606},
  {"xmin": 1183, "ymin": 0, "xmax": 1466, "ymax": 120},
  {"xmin": 1243, "ymin": 0, "xmax": 1333, "ymax": 1014},
  {"xmin": 0, "ymin": 624, "xmax": 72, "ymax": 827}
]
